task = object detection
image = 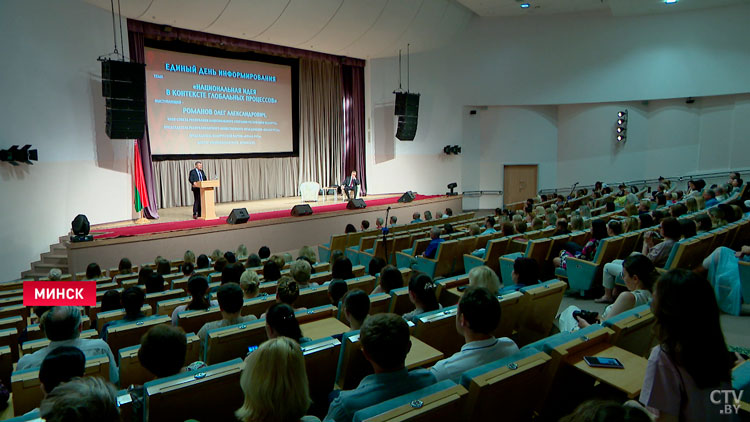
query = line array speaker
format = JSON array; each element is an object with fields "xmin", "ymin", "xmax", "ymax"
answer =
[{"xmin": 101, "ymin": 60, "xmax": 146, "ymax": 139}]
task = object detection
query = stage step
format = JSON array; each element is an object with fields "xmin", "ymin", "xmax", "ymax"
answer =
[{"xmin": 20, "ymin": 237, "xmax": 70, "ymax": 280}]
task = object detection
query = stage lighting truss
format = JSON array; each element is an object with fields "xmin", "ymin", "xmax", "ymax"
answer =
[{"xmin": 615, "ymin": 110, "xmax": 628, "ymax": 142}]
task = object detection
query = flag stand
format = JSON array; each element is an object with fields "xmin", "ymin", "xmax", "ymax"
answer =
[{"xmin": 134, "ymin": 209, "xmax": 148, "ymax": 225}]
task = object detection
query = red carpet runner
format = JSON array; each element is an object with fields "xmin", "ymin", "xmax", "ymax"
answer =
[{"xmin": 92, "ymin": 195, "xmax": 441, "ymax": 240}]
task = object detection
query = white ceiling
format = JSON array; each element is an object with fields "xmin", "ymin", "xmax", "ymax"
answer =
[
  {"xmin": 456, "ymin": 0, "xmax": 750, "ymax": 17},
  {"xmin": 82, "ymin": 0, "xmax": 474, "ymax": 59}
]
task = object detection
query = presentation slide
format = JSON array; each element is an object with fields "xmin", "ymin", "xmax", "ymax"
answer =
[{"xmin": 144, "ymin": 47, "xmax": 294, "ymax": 155}]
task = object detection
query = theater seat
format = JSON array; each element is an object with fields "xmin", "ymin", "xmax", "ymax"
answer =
[
  {"xmin": 516, "ymin": 280, "xmax": 567, "ymax": 346},
  {"xmin": 458, "ymin": 348, "xmax": 552, "ymax": 422},
  {"xmin": 352, "ymin": 380, "xmax": 468, "ymax": 422},
  {"xmin": 602, "ymin": 304, "xmax": 655, "ymax": 357},
  {"xmin": 302, "ymin": 337, "xmax": 342, "ymax": 416},
  {"xmin": 413, "ymin": 306, "xmax": 463, "ymax": 357},
  {"xmin": 105, "ymin": 315, "xmax": 171, "ymax": 358},
  {"xmin": 144, "ymin": 358, "xmax": 244, "ymax": 422}
]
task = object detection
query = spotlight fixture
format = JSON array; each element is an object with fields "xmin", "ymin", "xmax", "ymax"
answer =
[
  {"xmin": 447, "ymin": 182, "xmax": 458, "ymax": 196},
  {"xmin": 615, "ymin": 110, "xmax": 628, "ymax": 142},
  {"xmin": 0, "ymin": 144, "xmax": 38, "ymax": 166},
  {"xmin": 443, "ymin": 145, "xmax": 462, "ymax": 155}
]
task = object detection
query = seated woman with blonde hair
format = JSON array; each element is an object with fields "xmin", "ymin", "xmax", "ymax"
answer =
[
  {"xmin": 468, "ymin": 265, "xmax": 501, "ymax": 296},
  {"xmin": 236, "ymin": 337, "xmax": 320, "ymax": 422}
]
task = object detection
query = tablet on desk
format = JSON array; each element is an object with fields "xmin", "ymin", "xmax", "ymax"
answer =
[{"xmin": 584, "ymin": 356, "xmax": 624, "ymax": 369}]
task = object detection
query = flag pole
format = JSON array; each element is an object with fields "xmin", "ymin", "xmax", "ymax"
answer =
[{"xmin": 134, "ymin": 209, "xmax": 148, "ymax": 225}]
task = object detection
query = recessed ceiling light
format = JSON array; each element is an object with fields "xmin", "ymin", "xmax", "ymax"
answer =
[
  {"xmin": 520, "ymin": 3, "xmax": 531, "ymax": 8},
  {"xmin": 664, "ymin": 0, "xmax": 678, "ymax": 4}
]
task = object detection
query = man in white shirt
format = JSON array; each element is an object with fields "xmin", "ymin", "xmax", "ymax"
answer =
[
  {"xmin": 17, "ymin": 306, "xmax": 119, "ymax": 385},
  {"xmin": 430, "ymin": 286, "xmax": 519, "ymax": 383}
]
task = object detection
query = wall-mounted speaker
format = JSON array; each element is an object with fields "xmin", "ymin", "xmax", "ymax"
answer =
[
  {"xmin": 101, "ymin": 60, "xmax": 146, "ymax": 139},
  {"xmin": 395, "ymin": 92, "xmax": 420, "ymax": 141},
  {"xmin": 226, "ymin": 208, "xmax": 250, "ymax": 224},
  {"xmin": 291, "ymin": 204, "xmax": 313, "ymax": 216}
]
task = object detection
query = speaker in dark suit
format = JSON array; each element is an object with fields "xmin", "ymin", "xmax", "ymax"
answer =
[
  {"xmin": 188, "ymin": 161, "xmax": 207, "ymax": 219},
  {"xmin": 342, "ymin": 170, "xmax": 360, "ymax": 200}
]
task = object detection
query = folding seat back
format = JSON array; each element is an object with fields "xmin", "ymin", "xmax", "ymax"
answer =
[
  {"xmin": 0, "ymin": 346, "xmax": 12, "ymax": 392},
  {"xmin": 119, "ymin": 333, "xmax": 200, "ymax": 388},
  {"xmin": 526, "ymin": 237, "xmax": 554, "ymax": 265},
  {"xmin": 241, "ymin": 295, "xmax": 277, "ymax": 318},
  {"xmin": 144, "ymin": 289, "xmax": 184, "ymax": 313},
  {"xmin": 568, "ymin": 231, "xmax": 589, "ymax": 247},
  {"xmin": 0, "ymin": 295, "xmax": 23, "ymax": 308},
  {"xmin": 302, "ymin": 337, "xmax": 342, "ymax": 414},
  {"xmin": 564, "ymin": 236, "xmax": 622, "ymax": 294},
  {"xmin": 335, "ymin": 330, "xmax": 369, "ymax": 390},
  {"xmin": 96, "ymin": 305, "xmax": 153, "ymax": 332},
  {"xmin": 310, "ymin": 270, "xmax": 334, "ymax": 286},
  {"xmin": 602, "ymin": 304, "xmax": 655, "ymax": 357},
  {"xmin": 205, "ymin": 319, "xmax": 267, "ymax": 364},
  {"xmin": 731, "ymin": 218, "xmax": 750, "ymax": 249},
  {"xmin": 295, "ymin": 284, "xmax": 332, "ymax": 310},
  {"xmin": 366, "ymin": 293, "xmax": 391, "ymax": 316},
  {"xmin": 395, "ymin": 238, "xmax": 432, "ymax": 269},
  {"xmin": 616, "ymin": 231, "xmax": 640, "ymax": 259},
  {"xmin": 675, "ymin": 234, "xmax": 714, "ymax": 271},
  {"xmin": 732, "ymin": 360, "xmax": 750, "ymax": 402},
  {"xmin": 0, "ymin": 304, "xmax": 28, "ymax": 321},
  {"xmin": 739, "ymin": 261, "xmax": 750, "ymax": 305},
  {"xmin": 413, "ymin": 306, "xmax": 463, "ymax": 357},
  {"xmin": 387, "ymin": 287, "xmax": 413, "ymax": 315},
  {"xmin": 106, "ymin": 315, "xmax": 171, "ymax": 356},
  {"xmin": 144, "ymin": 358, "xmax": 244, "ymax": 422},
  {"xmin": 517, "ymin": 280, "xmax": 567, "ymax": 346},
  {"xmin": 22, "ymin": 330, "xmax": 98, "ymax": 355},
  {"xmin": 353, "ymin": 380, "xmax": 468, "ymax": 422},
  {"xmin": 495, "ymin": 291, "xmax": 528, "ymax": 339},
  {"xmin": 11, "ymin": 354, "xmax": 109, "ymax": 416},
  {"xmin": 0, "ymin": 328, "xmax": 19, "ymax": 362},
  {"xmin": 391, "ymin": 235, "xmax": 413, "ymax": 263},
  {"xmin": 545, "ymin": 234, "xmax": 571, "ymax": 261},
  {"xmin": 708, "ymin": 226, "xmax": 730, "ymax": 252},
  {"xmin": 459, "ymin": 348, "xmax": 552, "ymax": 422},
  {"xmin": 347, "ymin": 275, "xmax": 377, "ymax": 294},
  {"xmin": 414, "ymin": 240, "xmax": 459, "ymax": 278},
  {"xmin": 156, "ymin": 296, "xmax": 192, "ymax": 316}
]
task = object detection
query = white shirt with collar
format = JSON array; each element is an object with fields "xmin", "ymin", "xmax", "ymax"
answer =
[
  {"xmin": 429, "ymin": 336, "xmax": 520, "ymax": 383},
  {"xmin": 16, "ymin": 337, "xmax": 119, "ymax": 385}
]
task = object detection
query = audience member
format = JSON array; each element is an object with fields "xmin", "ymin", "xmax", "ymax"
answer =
[
  {"xmin": 196, "ymin": 253, "xmax": 210, "ymax": 269},
  {"xmin": 265, "ymin": 303, "xmax": 311, "ymax": 344},
  {"xmin": 198, "ymin": 283, "xmax": 257, "ymax": 340},
  {"xmin": 139, "ymin": 325, "xmax": 187, "ymax": 379},
  {"xmin": 679, "ymin": 219, "xmax": 697, "ymax": 239},
  {"xmin": 367, "ymin": 257, "xmax": 387, "ymax": 277},
  {"xmin": 636, "ymin": 270, "xmax": 734, "ymax": 421},
  {"xmin": 39, "ymin": 346, "xmax": 85, "ymax": 396},
  {"xmin": 423, "ymin": 227, "xmax": 444, "ymax": 259},
  {"xmin": 236, "ymin": 244, "xmax": 249, "ymax": 258},
  {"xmin": 554, "ymin": 219, "xmax": 608, "ymax": 270},
  {"xmin": 559, "ymin": 400, "xmax": 650, "ymax": 422},
  {"xmin": 245, "ymin": 253, "xmax": 262, "ymax": 268},
  {"xmin": 324, "ymin": 314, "xmax": 436, "ymax": 422},
  {"xmin": 701, "ymin": 244, "xmax": 749, "ymax": 316},
  {"xmin": 361, "ymin": 220, "xmax": 370, "ymax": 231},
  {"xmin": 430, "ymin": 287, "xmax": 519, "ymax": 382},
  {"xmin": 403, "ymin": 273, "xmax": 440, "ymax": 322},
  {"xmin": 328, "ymin": 279, "xmax": 349, "ymax": 306},
  {"xmin": 100, "ymin": 290, "xmax": 121, "ymax": 312},
  {"xmin": 290, "ymin": 259, "xmax": 316, "ymax": 288},
  {"xmin": 17, "ymin": 306, "xmax": 118, "ymax": 384},
  {"xmin": 372, "ymin": 265, "xmax": 403, "ymax": 294},
  {"xmin": 171, "ymin": 275, "xmax": 217, "ymax": 325},
  {"xmin": 503, "ymin": 257, "xmax": 539, "ymax": 292},
  {"xmin": 389, "ymin": 215, "xmax": 398, "ymax": 226},
  {"xmin": 118, "ymin": 257, "xmax": 134, "ymax": 275},
  {"xmin": 342, "ymin": 289, "xmax": 370, "ymax": 330},
  {"xmin": 331, "ymin": 257, "xmax": 354, "ymax": 281},
  {"xmin": 262, "ymin": 260, "xmax": 282, "ymax": 283},
  {"xmin": 145, "ymin": 272, "xmax": 165, "ymax": 293},
  {"xmin": 410, "ymin": 212, "xmax": 422, "ymax": 223},
  {"xmin": 703, "ymin": 189, "xmax": 718, "ymax": 208},
  {"xmin": 424, "ymin": 210, "xmax": 433, "ymax": 221},
  {"xmin": 39, "ymin": 377, "xmax": 119, "ymax": 422},
  {"xmin": 275, "ymin": 276, "xmax": 303, "ymax": 310},
  {"xmin": 224, "ymin": 251, "xmax": 237, "ymax": 264},
  {"xmin": 375, "ymin": 217, "xmax": 385, "ymax": 229},
  {"xmin": 482, "ymin": 216, "xmax": 497, "ymax": 235},
  {"xmin": 298, "ymin": 246, "xmax": 317, "ymax": 264},
  {"xmin": 467, "ymin": 265, "xmax": 501, "ymax": 296},
  {"xmin": 222, "ymin": 262, "xmax": 245, "ymax": 285},
  {"xmin": 85, "ymin": 262, "xmax": 102, "ymax": 280},
  {"xmin": 210, "ymin": 249, "xmax": 223, "ymax": 263},
  {"xmin": 258, "ymin": 246, "xmax": 271, "ymax": 259},
  {"xmin": 345, "ymin": 223, "xmax": 357, "ymax": 234},
  {"xmin": 155, "ymin": 258, "xmax": 171, "ymax": 276},
  {"xmin": 239, "ymin": 269, "xmax": 261, "ymax": 299},
  {"xmin": 181, "ymin": 261, "xmax": 195, "ymax": 277},
  {"xmin": 642, "ymin": 217, "xmax": 681, "ymax": 267},
  {"xmin": 236, "ymin": 337, "xmax": 317, "ymax": 422}
]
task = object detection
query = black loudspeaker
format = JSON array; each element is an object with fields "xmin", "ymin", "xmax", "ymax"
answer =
[
  {"xmin": 291, "ymin": 204, "xmax": 313, "ymax": 216},
  {"xmin": 347, "ymin": 199, "xmax": 367, "ymax": 209},
  {"xmin": 102, "ymin": 60, "xmax": 146, "ymax": 139},
  {"xmin": 397, "ymin": 191, "xmax": 416, "ymax": 203},
  {"xmin": 394, "ymin": 93, "xmax": 420, "ymax": 141},
  {"xmin": 226, "ymin": 208, "xmax": 250, "ymax": 224}
]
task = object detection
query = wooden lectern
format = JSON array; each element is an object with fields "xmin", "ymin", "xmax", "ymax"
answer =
[{"xmin": 195, "ymin": 180, "xmax": 220, "ymax": 220}]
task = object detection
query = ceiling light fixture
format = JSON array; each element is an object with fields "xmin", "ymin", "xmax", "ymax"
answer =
[
  {"xmin": 520, "ymin": 3, "xmax": 531, "ymax": 8},
  {"xmin": 664, "ymin": 0, "xmax": 678, "ymax": 4}
]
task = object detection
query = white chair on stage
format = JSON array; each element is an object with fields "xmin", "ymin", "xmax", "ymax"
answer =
[{"xmin": 300, "ymin": 181, "xmax": 321, "ymax": 202}]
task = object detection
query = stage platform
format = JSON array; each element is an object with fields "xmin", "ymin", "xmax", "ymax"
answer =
[{"xmin": 67, "ymin": 194, "xmax": 464, "ymax": 275}]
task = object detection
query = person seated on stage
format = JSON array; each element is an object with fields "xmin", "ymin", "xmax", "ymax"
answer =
[
  {"xmin": 39, "ymin": 346, "xmax": 86, "ymax": 399},
  {"xmin": 423, "ymin": 227, "xmax": 444, "ymax": 259},
  {"xmin": 198, "ymin": 283, "xmax": 257, "ymax": 341},
  {"xmin": 368, "ymin": 257, "xmax": 387, "ymax": 278},
  {"xmin": 155, "ymin": 258, "xmax": 171, "ymax": 276},
  {"xmin": 224, "ymin": 251, "xmax": 237, "ymax": 264},
  {"xmin": 345, "ymin": 223, "xmax": 357, "ymax": 234},
  {"xmin": 298, "ymin": 246, "xmax": 317, "ymax": 265},
  {"xmin": 468, "ymin": 266, "xmax": 501, "ymax": 296},
  {"xmin": 342, "ymin": 289, "xmax": 370, "ymax": 331},
  {"xmin": 239, "ymin": 270, "xmax": 260, "ymax": 300},
  {"xmin": 331, "ymin": 257, "xmax": 354, "ymax": 282},
  {"xmin": 324, "ymin": 313, "xmax": 437, "ymax": 422},
  {"xmin": 361, "ymin": 220, "xmax": 370, "ymax": 231},
  {"xmin": 481, "ymin": 217, "xmax": 497, "ymax": 235},
  {"xmin": 445, "ymin": 208, "xmax": 453, "ymax": 218},
  {"xmin": 145, "ymin": 272, "xmax": 165, "ymax": 294},
  {"xmin": 235, "ymin": 337, "xmax": 317, "ymax": 422},
  {"xmin": 375, "ymin": 217, "xmax": 385, "ymax": 230},
  {"xmin": 342, "ymin": 170, "xmax": 360, "ymax": 200},
  {"xmin": 86, "ymin": 262, "xmax": 102, "ymax": 280},
  {"xmin": 430, "ymin": 286, "xmax": 519, "ymax": 383},
  {"xmin": 424, "ymin": 210, "xmax": 433, "ymax": 221},
  {"xmin": 265, "ymin": 303, "xmax": 311, "ymax": 344},
  {"xmin": 245, "ymin": 253, "xmax": 261, "ymax": 269},
  {"xmin": 196, "ymin": 253, "xmax": 210, "ymax": 269},
  {"xmin": 171, "ymin": 275, "xmax": 218, "ymax": 325},
  {"xmin": 40, "ymin": 377, "xmax": 119, "ymax": 422},
  {"xmin": 403, "ymin": 274, "xmax": 441, "ymax": 323},
  {"xmin": 181, "ymin": 261, "xmax": 195, "ymax": 278},
  {"xmin": 371, "ymin": 265, "xmax": 404, "ymax": 295},
  {"xmin": 221, "ymin": 262, "xmax": 245, "ymax": 285},
  {"xmin": 17, "ymin": 306, "xmax": 119, "ymax": 385},
  {"xmin": 258, "ymin": 246, "xmax": 271, "ymax": 260},
  {"xmin": 262, "ymin": 260, "xmax": 282, "ymax": 283},
  {"xmin": 328, "ymin": 279, "xmax": 349, "ymax": 307},
  {"xmin": 290, "ymin": 259, "xmax": 316, "ymax": 288},
  {"xmin": 411, "ymin": 212, "xmax": 422, "ymax": 223},
  {"xmin": 389, "ymin": 216, "xmax": 398, "ymax": 227}
]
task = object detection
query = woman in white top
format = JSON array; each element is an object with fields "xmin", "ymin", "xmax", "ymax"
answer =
[
  {"xmin": 402, "ymin": 273, "xmax": 441, "ymax": 323},
  {"xmin": 171, "ymin": 275, "xmax": 218, "ymax": 325},
  {"xmin": 560, "ymin": 255, "xmax": 655, "ymax": 332}
]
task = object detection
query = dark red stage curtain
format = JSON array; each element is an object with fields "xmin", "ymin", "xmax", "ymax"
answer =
[{"xmin": 342, "ymin": 65, "xmax": 367, "ymax": 195}]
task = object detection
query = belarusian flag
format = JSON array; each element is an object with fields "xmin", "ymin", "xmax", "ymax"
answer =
[{"xmin": 134, "ymin": 139, "xmax": 150, "ymax": 213}]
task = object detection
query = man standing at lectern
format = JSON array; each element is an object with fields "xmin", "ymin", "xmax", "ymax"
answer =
[
  {"xmin": 342, "ymin": 170, "xmax": 359, "ymax": 201},
  {"xmin": 189, "ymin": 161, "xmax": 207, "ymax": 219}
]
